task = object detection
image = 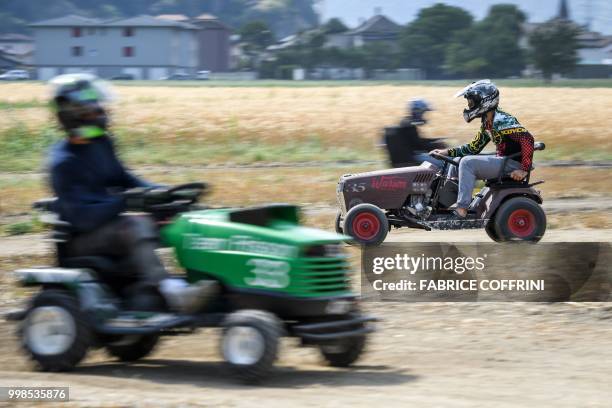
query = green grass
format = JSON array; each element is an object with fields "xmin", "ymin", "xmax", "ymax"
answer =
[
  {"xmin": 1, "ymin": 219, "xmax": 44, "ymax": 236},
  {"xmin": 1, "ymin": 122, "xmax": 610, "ymax": 173},
  {"xmin": 0, "ymin": 124, "xmax": 60, "ymax": 172},
  {"xmin": 0, "ymin": 99, "xmax": 46, "ymax": 110}
]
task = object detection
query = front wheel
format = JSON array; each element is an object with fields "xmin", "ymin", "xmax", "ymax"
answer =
[
  {"xmin": 334, "ymin": 211, "xmax": 343, "ymax": 234},
  {"xmin": 21, "ymin": 289, "xmax": 91, "ymax": 372},
  {"xmin": 221, "ymin": 310, "xmax": 282, "ymax": 384},
  {"xmin": 344, "ymin": 204, "xmax": 389, "ymax": 246},
  {"xmin": 493, "ymin": 197, "xmax": 546, "ymax": 242},
  {"xmin": 319, "ymin": 335, "xmax": 366, "ymax": 367}
]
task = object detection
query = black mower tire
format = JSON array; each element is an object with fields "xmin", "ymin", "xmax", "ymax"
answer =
[
  {"xmin": 319, "ymin": 334, "xmax": 366, "ymax": 367},
  {"xmin": 106, "ymin": 335, "xmax": 159, "ymax": 362},
  {"xmin": 334, "ymin": 211, "xmax": 343, "ymax": 234},
  {"xmin": 21, "ymin": 289, "xmax": 91, "ymax": 372},
  {"xmin": 221, "ymin": 310, "xmax": 282, "ymax": 384},
  {"xmin": 485, "ymin": 221, "xmax": 503, "ymax": 242},
  {"xmin": 493, "ymin": 197, "xmax": 546, "ymax": 242},
  {"xmin": 344, "ymin": 204, "xmax": 389, "ymax": 246}
]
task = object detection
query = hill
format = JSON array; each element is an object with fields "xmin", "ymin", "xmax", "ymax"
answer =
[{"xmin": 0, "ymin": 0, "xmax": 319, "ymax": 38}]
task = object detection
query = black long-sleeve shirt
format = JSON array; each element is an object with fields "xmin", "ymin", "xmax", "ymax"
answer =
[{"xmin": 49, "ymin": 136, "xmax": 153, "ymax": 232}]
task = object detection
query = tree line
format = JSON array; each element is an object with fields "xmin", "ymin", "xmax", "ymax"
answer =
[{"xmin": 241, "ymin": 4, "xmax": 580, "ymax": 81}]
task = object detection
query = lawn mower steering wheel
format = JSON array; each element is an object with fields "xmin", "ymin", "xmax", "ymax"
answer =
[
  {"xmin": 167, "ymin": 182, "xmax": 208, "ymax": 199},
  {"xmin": 429, "ymin": 152, "xmax": 459, "ymax": 166}
]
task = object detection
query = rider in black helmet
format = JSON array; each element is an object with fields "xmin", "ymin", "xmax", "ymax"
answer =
[
  {"xmin": 48, "ymin": 73, "xmax": 215, "ymax": 312},
  {"xmin": 431, "ymin": 80, "xmax": 535, "ymax": 218}
]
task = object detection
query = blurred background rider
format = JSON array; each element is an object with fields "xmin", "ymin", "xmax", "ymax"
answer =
[{"xmin": 383, "ymin": 99, "xmax": 446, "ymax": 168}]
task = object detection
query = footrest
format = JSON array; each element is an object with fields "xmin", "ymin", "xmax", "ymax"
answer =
[
  {"xmin": 292, "ymin": 315, "xmax": 378, "ymax": 341},
  {"xmin": 96, "ymin": 313, "xmax": 194, "ymax": 335},
  {"xmin": 421, "ymin": 218, "xmax": 488, "ymax": 231}
]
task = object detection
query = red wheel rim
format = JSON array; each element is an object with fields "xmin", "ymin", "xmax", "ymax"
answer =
[
  {"xmin": 507, "ymin": 209, "xmax": 536, "ymax": 237},
  {"xmin": 352, "ymin": 212, "xmax": 381, "ymax": 240}
]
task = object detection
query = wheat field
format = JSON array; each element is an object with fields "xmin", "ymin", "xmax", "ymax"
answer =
[
  {"xmin": 1, "ymin": 83, "xmax": 611, "ymax": 166},
  {"xmin": 0, "ymin": 82, "xmax": 610, "ymax": 233}
]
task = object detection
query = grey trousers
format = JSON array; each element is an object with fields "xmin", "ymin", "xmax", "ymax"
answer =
[
  {"xmin": 66, "ymin": 214, "xmax": 169, "ymax": 286},
  {"xmin": 448, "ymin": 156, "xmax": 522, "ymax": 208}
]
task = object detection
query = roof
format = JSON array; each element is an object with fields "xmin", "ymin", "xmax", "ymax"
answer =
[
  {"xmin": 0, "ymin": 33, "xmax": 33, "ymax": 42},
  {"xmin": 348, "ymin": 15, "xmax": 401, "ymax": 35},
  {"xmin": 0, "ymin": 50, "xmax": 23, "ymax": 67},
  {"xmin": 192, "ymin": 14, "xmax": 231, "ymax": 31},
  {"xmin": 30, "ymin": 14, "xmax": 102, "ymax": 27},
  {"xmin": 156, "ymin": 14, "xmax": 189, "ymax": 22},
  {"xmin": 30, "ymin": 14, "xmax": 197, "ymax": 29},
  {"xmin": 578, "ymin": 44, "xmax": 612, "ymax": 65},
  {"xmin": 106, "ymin": 15, "xmax": 197, "ymax": 29},
  {"xmin": 195, "ymin": 14, "xmax": 218, "ymax": 20}
]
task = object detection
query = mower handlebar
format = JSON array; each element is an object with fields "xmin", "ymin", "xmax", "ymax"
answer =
[
  {"xmin": 124, "ymin": 183, "xmax": 209, "ymax": 217},
  {"xmin": 429, "ymin": 152, "xmax": 458, "ymax": 166}
]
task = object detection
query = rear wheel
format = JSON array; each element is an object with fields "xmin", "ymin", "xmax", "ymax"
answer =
[
  {"xmin": 221, "ymin": 310, "xmax": 282, "ymax": 384},
  {"xmin": 493, "ymin": 197, "xmax": 546, "ymax": 242},
  {"xmin": 485, "ymin": 221, "xmax": 503, "ymax": 242},
  {"xmin": 344, "ymin": 204, "xmax": 389, "ymax": 246},
  {"xmin": 21, "ymin": 289, "xmax": 91, "ymax": 371}
]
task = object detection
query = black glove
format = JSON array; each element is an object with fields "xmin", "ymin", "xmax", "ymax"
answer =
[{"xmin": 124, "ymin": 187, "xmax": 170, "ymax": 212}]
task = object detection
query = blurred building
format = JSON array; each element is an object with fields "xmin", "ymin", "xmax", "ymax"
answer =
[
  {"xmin": 325, "ymin": 14, "xmax": 402, "ymax": 49},
  {"xmin": 156, "ymin": 13, "xmax": 231, "ymax": 72},
  {"xmin": 30, "ymin": 13, "xmax": 233, "ymax": 80},
  {"xmin": 0, "ymin": 34, "xmax": 34, "ymax": 65},
  {"xmin": 522, "ymin": 0, "xmax": 612, "ymax": 78},
  {"xmin": 0, "ymin": 51, "xmax": 24, "ymax": 71},
  {"xmin": 30, "ymin": 15, "xmax": 198, "ymax": 80},
  {"xmin": 192, "ymin": 14, "xmax": 231, "ymax": 72}
]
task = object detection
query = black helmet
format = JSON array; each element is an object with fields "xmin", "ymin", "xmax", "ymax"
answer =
[
  {"xmin": 407, "ymin": 99, "xmax": 432, "ymax": 126},
  {"xmin": 454, "ymin": 79, "xmax": 499, "ymax": 123},
  {"xmin": 50, "ymin": 73, "xmax": 113, "ymax": 138}
]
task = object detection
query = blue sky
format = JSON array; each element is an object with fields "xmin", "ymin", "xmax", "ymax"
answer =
[{"xmin": 319, "ymin": 0, "xmax": 612, "ymax": 34}]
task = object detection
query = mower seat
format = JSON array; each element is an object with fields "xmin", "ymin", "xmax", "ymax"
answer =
[
  {"xmin": 485, "ymin": 177, "xmax": 528, "ymax": 187},
  {"xmin": 60, "ymin": 256, "xmax": 117, "ymax": 277},
  {"xmin": 485, "ymin": 141, "xmax": 545, "ymax": 187}
]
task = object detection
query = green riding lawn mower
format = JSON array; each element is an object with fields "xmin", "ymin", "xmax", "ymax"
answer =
[{"xmin": 6, "ymin": 183, "xmax": 376, "ymax": 383}]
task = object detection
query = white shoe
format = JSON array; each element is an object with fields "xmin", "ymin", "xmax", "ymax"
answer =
[{"xmin": 159, "ymin": 278, "xmax": 218, "ymax": 313}]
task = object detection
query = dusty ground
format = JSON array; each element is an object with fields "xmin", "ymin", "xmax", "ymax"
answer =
[
  {"xmin": 0, "ymin": 302, "xmax": 611, "ymax": 408},
  {"xmin": 0, "ymin": 228, "xmax": 610, "ymax": 407}
]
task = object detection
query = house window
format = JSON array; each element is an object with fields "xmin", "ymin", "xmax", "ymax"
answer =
[
  {"xmin": 71, "ymin": 46, "xmax": 83, "ymax": 57},
  {"xmin": 72, "ymin": 27, "xmax": 82, "ymax": 37},
  {"xmin": 123, "ymin": 27, "xmax": 134, "ymax": 37},
  {"xmin": 123, "ymin": 46, "xmax": 134, "ymax": 57}
]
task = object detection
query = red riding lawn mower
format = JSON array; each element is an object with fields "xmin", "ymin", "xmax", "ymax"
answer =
[{"xmin": 335, "ymin": 143, "xmax": 547, "ymax": 245}]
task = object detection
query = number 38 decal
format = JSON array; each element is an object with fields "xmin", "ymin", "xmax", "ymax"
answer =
[{"xmin": 244, "ymin": 259, "xmax": 291, "ymax": 289}]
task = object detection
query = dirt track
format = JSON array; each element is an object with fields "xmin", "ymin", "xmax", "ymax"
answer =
[
  {"xmin": 0, "ymin": 228, "xmax": 610, "ymax": 407},
  {"xmin": 1, "ymin": 302, "xmax": 611, "ymax": 407}
]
